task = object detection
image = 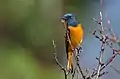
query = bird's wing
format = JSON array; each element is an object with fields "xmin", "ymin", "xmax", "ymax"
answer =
[{"xmin": 65, "ymin": 29, "xmax": 70, "ymax": 59}]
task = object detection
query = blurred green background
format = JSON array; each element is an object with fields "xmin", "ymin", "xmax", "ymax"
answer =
[{"xmin": 0, "ymin": 0, "xmax": 120, "ymax": 79}]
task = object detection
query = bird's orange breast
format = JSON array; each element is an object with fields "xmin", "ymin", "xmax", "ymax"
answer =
[{"xmin": 68, "ymin": 24, "xmax": 84, "ymax": 49}]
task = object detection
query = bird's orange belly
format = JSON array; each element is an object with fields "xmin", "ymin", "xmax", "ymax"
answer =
[{"xmin": 69, "ymin": 25, "xmax": 83, "ymax": 49}]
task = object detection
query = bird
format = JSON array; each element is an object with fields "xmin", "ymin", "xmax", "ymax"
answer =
[{"xmin": 61, "ymin": 13, "xmax": 84, "ymax": 73}]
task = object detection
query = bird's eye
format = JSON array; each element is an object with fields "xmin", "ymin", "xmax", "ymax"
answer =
[{"xmin": 69, "ymin": 16, "xmax": 72, "ymax": 19}]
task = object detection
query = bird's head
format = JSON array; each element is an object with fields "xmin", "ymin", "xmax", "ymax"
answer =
[{"xmin": 61, "ymin": 13, "xmax": 79, "ymax": 26}]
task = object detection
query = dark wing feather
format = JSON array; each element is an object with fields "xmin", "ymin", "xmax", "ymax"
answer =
[{"xmin": 65, "ymin": 29, "xmax": 70, "ymax": 59}]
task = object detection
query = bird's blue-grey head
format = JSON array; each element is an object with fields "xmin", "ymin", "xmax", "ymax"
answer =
[{"xmin": 61, "ymin": 13, "xmax": 79, "ymax": 26}]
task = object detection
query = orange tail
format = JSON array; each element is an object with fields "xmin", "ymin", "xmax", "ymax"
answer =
[{"xmin": 67, "ymin": 51, "xmax": 73, "ymax": 73}]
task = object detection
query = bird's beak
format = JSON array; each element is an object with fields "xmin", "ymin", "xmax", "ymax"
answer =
[
  {"xmin": 61, "ymin": 19, "xmax": 65, "ymax": 23},
  {"xmin": 61, "ymin": 17, "xmax": 68, "ymax": 29}
]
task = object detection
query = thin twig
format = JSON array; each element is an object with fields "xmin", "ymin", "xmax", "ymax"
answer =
[
  {"xmin": 77, "ymin": 61, "xmax": 86, "ymax": 79},
  {"xmin": 75, "ymin": 49, "xmax": 85, "ymax": 79},
  {"xmin": 100, "ymin": 0, "xmax": 116, "ymax": 39},
  {"xmin": 99, "ymin": 71, "xmax": 108, "ymax": 77},
  {"xmin": 90, "ymin": 11, "xmax": 120, "ymax": 79},
  {"xmin": 95, "ymin": 12, "xmax": 106, "ymax": 79},
  {"xmin": 91, "ymin": 53, "xmax": 118, "ymax": 78},
  {"xmin": 95, "ymin": 41, "xmax": 105, "ymax": 79},
  {"xmin": 52, "ymin": 40, "xmax": 68, "ymax": 79}
]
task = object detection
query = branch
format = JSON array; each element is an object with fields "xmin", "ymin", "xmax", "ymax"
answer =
[
  {"xmin": 93, "ymin": 12, "xmax": 106, "ymax": 79},
  {"xmin": 89, "ymin": 8, "xmax": 120, "ymax": 79},
  {"xmin": 91, "ymin": 52, "xmax": 118, "ymax": 78},
  {"xmin": 89, "ymin": 11, "xmax": 120, "ymax": 79},
  {"xmin": 95, "ymin": 42, "xmax": 105, "ymax": 79},
  {"xmin": 75, "ymin": 48, "xmax": 86, "ymax": 79},
  {"xmin": 52, "ymin": 40, "xmax": 68, "ymax": 79}
]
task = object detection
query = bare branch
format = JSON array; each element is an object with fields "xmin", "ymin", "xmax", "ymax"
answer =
[
  {"xmin": 75, "ymin": 48, "xmax": 86, "ymax": 79},
  {"xmin": 52, "ymin": 40, "xmax": 68, "ymax": 79},
  {"xmin": 99, "ymin": 71, "xmax": 108, "ymax": 77},
  {"xmin": 94, "ymin": 12, "xmax": 106, "ymax": 79},
  {"xmin": 95, "ymin": 41, "xmax": 105, "ymax": 79}
]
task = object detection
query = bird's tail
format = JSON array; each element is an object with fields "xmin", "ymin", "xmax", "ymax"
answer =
[{"xmin": 67, "ymin": 51, "xmax": 74, "ymax": 73}]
